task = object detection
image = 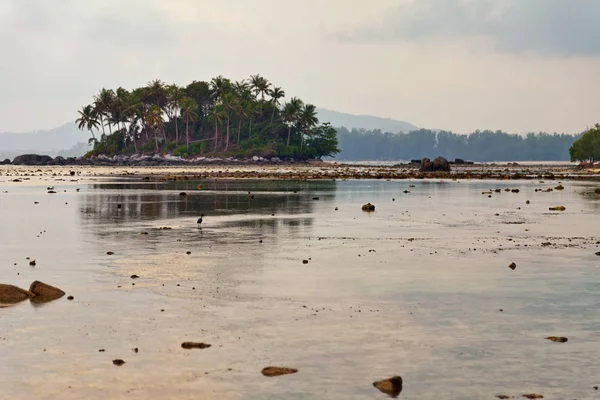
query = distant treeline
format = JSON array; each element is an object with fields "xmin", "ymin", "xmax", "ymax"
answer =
[{"xmin": 335, "ymin": 128, "xmax": 581, "ymax": 162}]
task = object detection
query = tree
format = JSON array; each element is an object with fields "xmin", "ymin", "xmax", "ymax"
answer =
[
  {"xmin": 209, "ymin": 106, "xmax": 226, "ymax": 152},
  {"xmin": 250, "ymin": 74, "xmax": 271, "ymax": 101},
  {"xmin": 166, "ymin": 84, "xmax": 184, "ymax": 144},
  {"xmin": 76, "ymin": 105, "xmax": 100, "ymax": 143},
  {"xmin": 179, "ymin": 97, "xmax": 198, "ymax": 153},
  {"xmin": 570, "ymin": 124, "xmax": 600, "ymax": 163},
  {"xmin": 145, "ymin": 105, "xmax": 164, "ymax": 153},
  {"xmin": 268, "ymin": 87, "xmax": 285, "ymax": 123},
  {"xmin": 298, "ymin": 104, "xmax": 318, "ymax": 148},
  {"xmin": 221, "ymin": 93, "xmax": 238, "ymax": 151},
  {"xmin": 282, "ymin": 98, "xmax": 303, "ymax": 147},
  {"xmin": 93, "ymin": 88, "xmax": 115, "ymax": 135}
]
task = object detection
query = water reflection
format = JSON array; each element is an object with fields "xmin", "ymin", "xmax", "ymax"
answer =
[{"xmin": 79, "ymin": 179, "xmax": 338, "ymax": 225}]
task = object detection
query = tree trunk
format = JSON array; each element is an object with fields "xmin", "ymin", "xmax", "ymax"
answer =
[
  {"xmin": 154, "ymin": 128, "xmax": 159, "ymax": 153},
  {"xmin": 214, "ymin": 125, "xmax": 219, "ymax": 152},
  {"xmin": 175, "ymin": 117, "xmax": 179, "ymax": 145},
  {"xmin": 99, "ymin": 115, "xmax": 106, "ymax": 135},
  {"xmin": 271, "ymin": 107, "xmax": 276, "ymax": 124},
  {"xmin": 186, "ymin": 116, "xmax": 190, "ymax": 153},
  {"xmin": 249, "ymin": 119, "xmax": 253, "ymax": 139},
  {"xmin": 225, "ymin": 115, "xmax": 230, "ymax": 151},
  {"xmin": 237, "ymin": 118, "xmax": 242, "ymax": 144},
  {"xmin": 287, "ymin": 126, "xmax": 291, "ymax": 147}
]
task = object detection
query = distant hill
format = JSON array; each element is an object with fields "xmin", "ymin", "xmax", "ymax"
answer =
[
  {"xmin": 316, "ymin": 108, "xmax": 418, "ymax": 133},
  {"xmin": 0, "ymin": 123, "xmax": 91, "ymax": 159}
]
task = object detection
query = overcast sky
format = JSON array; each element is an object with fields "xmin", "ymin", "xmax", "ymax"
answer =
[{"xmin": 1, "ymin": 0, "xmax": 599, "ymax": 134}]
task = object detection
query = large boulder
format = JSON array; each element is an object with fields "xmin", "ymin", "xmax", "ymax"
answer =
[
  {"xmin": 12, "ymin": 154, "xmax": 54, "ymax": 165},
  {"xmin": 29, "ymin": 281, "xmax": 65, "ymax": 302},
  {"xmin": 373, "ymin": 376, "xmax": 403, "ymax": 397},
  {"xmin": 1, "ymin": 159, "xmax": 11, "ymax": 165},
  {"xmin": 419, "ymin": 158, "xmax": 433, "ymax": 172},
  {"xmin": 0, "ymin": 284, "xmax": 34, "ymax": 304},
  {"xmin": 432, "ymin": 157, "xmax": 451, "ymax": 172}
]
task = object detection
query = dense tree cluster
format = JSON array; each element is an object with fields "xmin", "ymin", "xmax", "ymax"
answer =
[
  {"xmin": 569, "ymin": 124, "xmax": 600, "ymax": 163},
  {"xmin": 336, "ymin": 128, "xmax": 580, "ymax": 162},
  {"xmin": 76, "ymin": 75, "xmax": 339, "ymax": 159}
]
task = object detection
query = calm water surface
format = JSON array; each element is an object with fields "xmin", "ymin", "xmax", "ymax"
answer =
[{"xmin": 1, "ymin": 177, "xmax": 600, "ymax": 399}]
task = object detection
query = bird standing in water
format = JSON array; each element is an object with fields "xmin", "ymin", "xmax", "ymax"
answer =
[{"xmin": 197, "ymin": 214, "xmax": 204, "ymax": 224}]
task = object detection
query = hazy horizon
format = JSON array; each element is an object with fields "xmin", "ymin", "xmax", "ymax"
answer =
[{"xmin": 2, "ymin": 0, "xmax": 600, "ymax": 135}]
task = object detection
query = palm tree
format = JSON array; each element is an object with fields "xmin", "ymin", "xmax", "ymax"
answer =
[
  {"xmin": 93, "ymin": 88, "xmax": 115, "ymax": 135},
  {"xmin": 221, "ymin": 93, "xmax": 237, "ymax": 151},
  {"xmin": 210, "ymin": 75, "xmax": 230, "ymax": 102},
  {"xmin": 179, "ymin": 97, "xmax": 198, "ymax": 153},
  {"xmin": 268, "ymin": 87, "xmax": 285, "ymax": 123},
  {"xmin": 145, "ymin": 105, "xmax": 164, "ymax": 153},
  {"xmin": 76, "ymin": 105, "xmax": 100, "ymax": 142},
  {"xmin": 166, "ymin": 84, "xmax": 184, "ymax": 144},
  {"xmin": 144, "ymin": 79, "xmax": 167, "ymax": 109},
  {"xmin": 282, "ymin": 97, "xmax": 303, "ymax": 147},
  {"xmin": 299, "ymin": 104, "xmax": 318, "ymax": 148},
  {"xmin": 209, "ymin": 106, "xmax": 226, "ymax": 152},
  {"xmin": 250, "ymin": 74, "xmax": 271, "ymax": 101}
]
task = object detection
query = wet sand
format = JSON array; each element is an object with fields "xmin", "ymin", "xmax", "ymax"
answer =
[{"xmin": 1, "ymin": 166, "xmax": 600, "ymax": 399}]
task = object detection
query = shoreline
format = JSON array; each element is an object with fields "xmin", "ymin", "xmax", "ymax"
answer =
[{"xmin": 0, "ymin": 163, "xmax": 599, "ymax": 182}]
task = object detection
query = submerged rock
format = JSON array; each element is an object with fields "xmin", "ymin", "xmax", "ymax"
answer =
[
  {"xmin": 261, "ymin": 366, "xmax": 298, "ymax": 377},
  {"xmin": 29, "ymin": 281, "xmax": 65, "ymax": 301},
  {"xmin": 545, "ymin": 336, "xmax": 568, "ymax": 343},
  {"xmin": 508, "ymin": 262, "xmax": 517, "ymax": 270},
  {"xmin": 112, "ymin": 359, "xmax": 126, "ymax": 366},
  {"xmin": 362, "ymin": 203, "xmax": 376, "ymax": 212},
  {"xmin": 0, "ymin": 284, "xmax": 35, "ymax": 304},
  {"xmin": 548, "ymin": 206, "xmax": 566, "ymax": 211},
  {"xmin": 523, "ymin": 394, "xmax": 543, "ymax": 399},
  {"xmin": 181, "ymin": 342, "xmax": 211, "ymax": 349},
  {"xmin": 373, "ymin": 376, "xmax": 403, "ymax": 397}
]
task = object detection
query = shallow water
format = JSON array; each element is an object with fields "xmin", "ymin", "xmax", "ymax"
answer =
[{"xmin": 1, "ymin": 176, "xmax": 600, "ymax": 399}]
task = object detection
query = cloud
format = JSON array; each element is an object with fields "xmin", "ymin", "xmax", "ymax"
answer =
[{"xmin": 343, "ymin": 0, "xmax": 600, "ymax": 56}]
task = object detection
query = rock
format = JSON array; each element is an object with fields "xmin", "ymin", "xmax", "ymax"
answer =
[
  {"xmin": 12, "ymin": 154, "xmax": 54, "ymax": 165},
  {"xmin": 29, "ymin": 259, "xmax": 36, "ymax": 266},
  {"xmin": 523, "ymin": 394, "xmax": 543, "ymax": 399},
  {"xmin": 595, "ymin": 188, "xmax": 600, "ymax": 195},
  {"xmin": 554, "ymin": 184, "xmax": 564, "ymax": 190},
  {"xmin": 419, "ymin": 158, "xmax": 433, "ymax": 172},
  {"xmin": 362, "ymin": 203, "xmax": 375, "ymax": 212},
  {"xmin": 508, "ymin": 262, "xmax": 516, "ymax": 270},
  {"xmin": 302, "ymin": 260, "xmax": 309, "ymax": 264},
  {"xmin": 261, "ymin": 366, "xmax": 298, "ymax": 377},
  {"xmin": 495, "ymin": 396, "xmax": 510, "ymax": 399},
  {"xmin": 373, "ymin": 376, "xmax": 403, "ymax": 397},
  {"xmin": 0, "ymin": 284, "xmax": 35, "ymax": 304},
  {"xmin": 112, "ymin": 359, "xmax": 126, "ymax": 366},
  {"xmin": 29, "ymin": 281, "xmax": 66, "ymax": 301},
  {"xmin": 454, "ymin": 158, "xmax": 465, "ymax": 165},
  {"xmin": 432, "ymin": 157, "xmax": 451, "ymax": 172},
  {"xmin": 130, "ymin": 275, "xmax": 139, "ymax": 279},
  {"xmin": 545, "ymin": 336, "xmax": 568, "ymax": 343},
  {"xmin": 179, "ymin": 192, "xmax": 187, "ymax": 196},
  {"xmin": 548, "ymin": 206, "xmax": 566, "ymax": 211},
  {"xmin": 67, "ymin": 296, "xmax": 74, "ymax": 300},
  {"xmin": 107, "ymin": 251, "xmax": 114, "ymax": 255},
  {"xmin": 181, "ymin": 342, "xmax": 211, "ymax": 349},
  {"xmin": 1, "ymin": 158, "xmax": 11, "ymax": 165},
  {"xmin": 312, "ymin": 197, "xmax": 319, "ymax": 200},
  {"xmin": 596, "ymin": 252, "xmax": 600, "ymax": 256}
]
